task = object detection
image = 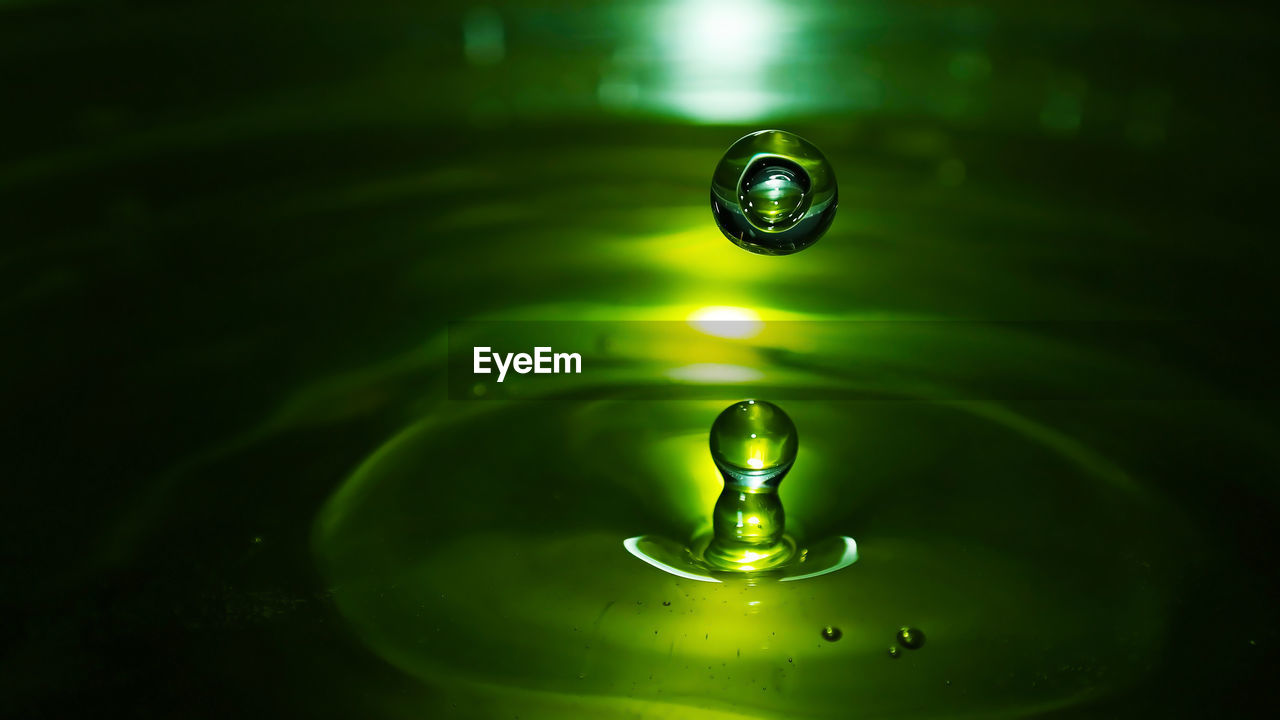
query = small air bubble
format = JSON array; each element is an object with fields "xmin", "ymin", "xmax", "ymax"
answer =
[{"xmin": 896, "ymin": 626, "xmax": 926, "ymax": 650}]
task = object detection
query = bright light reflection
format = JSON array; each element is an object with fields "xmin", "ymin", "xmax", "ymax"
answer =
[
  {"xmin": 687, "ymin": 306, "xmax": 764, "ymax": 339},
  {"xmin": 652, "ymin": 0, "xmax": 790, "ymax": 122},
  {"xmin": 654, "ymin": 88, "xmax": 776, "ymax": 123},
  {"xmin": 625, "ymin": 536, "xmax": 858, "ymax": 583},
  {"xmin": 623, "ymin": 536, "xmax": 721, "ymax": 583},
  {"xmin": 667, "ymin": 363, "xmax": 764, "ymax": 383},
  {"xmin": 779, "ymin": 536, "xmax": 859, "ymax": 582}
]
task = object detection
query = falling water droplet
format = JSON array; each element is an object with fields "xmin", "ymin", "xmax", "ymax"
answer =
[
  {"xmin": 821, "ymin": 626, "xmax": 843, "ymax": 642},
  {"xmin": 662, "ymin": 600, "xmax": 671, "ymax": 606},
  {"xmin": 896, "ymin": 626, "xmax": 926, "ymax": 650},
  {"xmin": 887, "ymin": 646, "xmax": 900, "ymax": 658},
  {"xmin": 710, "ymin": 129, "xmax": 838, "ymax": 255}
]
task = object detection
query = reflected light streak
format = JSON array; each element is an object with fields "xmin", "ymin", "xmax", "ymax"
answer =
[
  {"xmin": 667, "ymin": 363, "xmax": 765, "ymax": 383},
  {"xmin": 779, "ymin": 536, "xmax": 858, "ymax": 582},
  {"xmin": 624, "ymin": 536, "xmax": 722, "ymax": 583},
  {"xmin": 648, "ymin": 0, "xmax": 792, "ymax": 122},
  {"xmin": 687, "ymin": 306, "xmax": 765, "ymax": 339}
]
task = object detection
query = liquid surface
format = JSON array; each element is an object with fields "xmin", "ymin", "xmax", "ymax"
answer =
[
  {"xmin": 8, "ymin": 3, "xmax": 1277, "ymax": 718},
  {"xmin": 313, "ymin": 342, "xmax": 1194, "ymax": 718}
]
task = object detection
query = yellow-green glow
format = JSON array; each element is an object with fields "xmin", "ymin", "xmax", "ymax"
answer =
[
  {"xmin": 315, "ymin": 383, "xmax": 1170, "ymax": 718},
  {"xmin": 706, "ymin": 400, "xmax": 798, "ymax": 571},
  {"xmin": 686, "ymin": 305, "xmax": 764, "ymax": 339},
  {"xmin": 709, "ymin": 400, "xmax": 798, "ymax": 479},
  {"xmin": 628, "ymin": 417, "xmax": 732, "ymax": 527}
]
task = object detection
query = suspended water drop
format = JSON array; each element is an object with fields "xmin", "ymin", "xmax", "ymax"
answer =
[
  {"xmin": 710, "ymin": 129, "xmax": 838, "ymax": 255},
  {"xmin": 887, "ymin": 646, "xmax": 901, "ymax": 659},
  {"xmin": 709, "ymin": 399, "xmax": 797, "ymax": 480},
  {"xmin": 821, "ymin": 625, "xmax": 843, "ymax": 642}
]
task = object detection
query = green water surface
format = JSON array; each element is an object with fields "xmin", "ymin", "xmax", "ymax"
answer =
[{"xmin": 3, "ymin": 1, "xmax": 1278, "ymax": 719}]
